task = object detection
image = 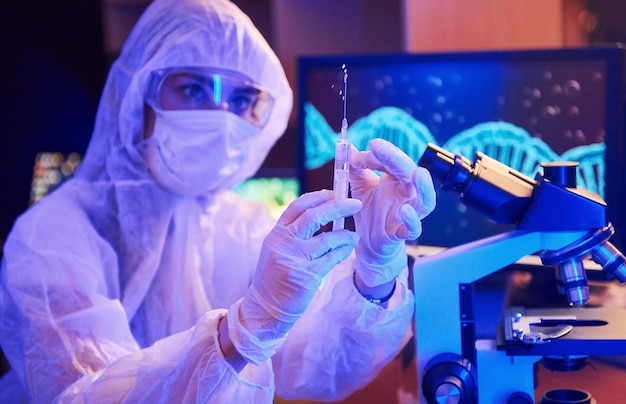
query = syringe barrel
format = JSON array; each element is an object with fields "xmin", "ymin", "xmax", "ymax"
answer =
[
  {"xmin": 334, "ymin": 141, "xmax": 350, "ymax": 171},
  {"xmin": 332, "ymin": 141, "xmax": 351, "ymax": 230}
]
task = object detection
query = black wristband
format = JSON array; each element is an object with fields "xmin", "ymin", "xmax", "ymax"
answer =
[{"xmin": 353, "ymin": 271, "xmax": 397, "ymax": 304}]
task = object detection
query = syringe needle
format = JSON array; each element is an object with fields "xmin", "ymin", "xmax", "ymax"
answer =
[
  {"xmin": 332, "ymin": 65, "xmax": 350, "ymax": 231},
  {"xmin": 342, "ymin": 66, "xmax": 348, "ymax": 124}
]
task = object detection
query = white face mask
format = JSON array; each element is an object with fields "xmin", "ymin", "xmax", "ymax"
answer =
[{"xmin": 142, "ymin": 110, "xmax": 260, "ymax": 195}]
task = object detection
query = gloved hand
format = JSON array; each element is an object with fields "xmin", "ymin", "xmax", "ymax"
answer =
[
  {"xmin": 227, "ymin": 190, "xmax": 361, "ymax": 365},
  {"xmin": 350, "ymin": 138, "xmax": 436, "ymax": 288}
]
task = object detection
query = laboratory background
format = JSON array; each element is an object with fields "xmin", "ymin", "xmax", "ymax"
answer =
[{"xmin": 1, "ymin": 0, "xmax": 626, "ymax": 403}]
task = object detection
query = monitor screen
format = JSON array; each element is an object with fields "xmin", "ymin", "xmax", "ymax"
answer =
[
  {"xmin": 30, "ymin": 152, "xmax": 82, "ymax": 205},
  {"xmin": 298, "ymin": 45, "xmax": 626, "ymax": 250}
]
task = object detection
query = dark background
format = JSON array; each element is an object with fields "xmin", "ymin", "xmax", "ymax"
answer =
[{"xmin": 0, "ymin": 1, "xmax": 106, "ymax": 247}]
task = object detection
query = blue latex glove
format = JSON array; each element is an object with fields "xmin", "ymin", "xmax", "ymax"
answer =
[
  {"xmin": 350, "ymin": 138, "xmax": 436, "ymax": 287},
  {"xmin": 228, "ymin": 190, "xmax": 361, "ymax": 364}
]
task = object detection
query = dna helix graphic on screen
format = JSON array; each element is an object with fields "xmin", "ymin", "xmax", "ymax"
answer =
[{"xmin": 304, "ymin": 103, "xmax": 605, "ymax": 198}]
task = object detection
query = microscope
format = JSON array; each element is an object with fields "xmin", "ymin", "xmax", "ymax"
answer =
[{"xmin": 413, "ymin": 144, "xmax": 626, "ymax": 403}]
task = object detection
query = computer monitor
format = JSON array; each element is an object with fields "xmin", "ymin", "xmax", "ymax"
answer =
[
  {"xmin": 297, "ymin": 45, "xmax": 626, "ymax": 250},
  {"xmin": 30, "ymin": 152, "xmax": 82, "ymax": 205}
]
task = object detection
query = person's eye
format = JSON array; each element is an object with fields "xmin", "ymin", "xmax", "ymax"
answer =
[
  {"xmin": 178, "ymin": 84, "xmax": 210, "ymax": 107},
  {"xmin": 228, "ymin": 90, "xmax": 258, "ymax": 115}
]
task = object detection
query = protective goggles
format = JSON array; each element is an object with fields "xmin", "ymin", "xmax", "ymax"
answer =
[{"xmin": 146, "ymin": 67, "xmax": 274, "ymax": 128}]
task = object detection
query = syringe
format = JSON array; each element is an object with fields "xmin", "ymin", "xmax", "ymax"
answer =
[{"xmin": 332, "ymin": 65, "xmax": 351, "ymax": 231}]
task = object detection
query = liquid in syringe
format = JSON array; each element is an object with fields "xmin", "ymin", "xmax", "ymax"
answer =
[{"xmin": 332, "ymin": 65, "xmax": 351, "ymax": 231}]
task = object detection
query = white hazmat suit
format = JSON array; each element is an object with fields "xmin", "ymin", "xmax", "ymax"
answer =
[{"xmin": 0, "ymin": 0, "xmax": 434, "ymax": 402}]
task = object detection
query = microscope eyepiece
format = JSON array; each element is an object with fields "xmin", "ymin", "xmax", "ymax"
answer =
[
  {"xmin": 418, "ymin": 143, "xmax": 536, "ymax": 224},
  {"xmin": 541, "ymin": 161, "xmax": 579, "ymax": 188},
  {"xmin": 418, "ymin": 144, "xmax": 472, "ymax": 194}
]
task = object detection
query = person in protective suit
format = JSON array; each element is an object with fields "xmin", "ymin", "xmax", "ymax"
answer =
[{"xmin": 0, "ymin": 0, "xmax": 436, "ymax": 402}]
